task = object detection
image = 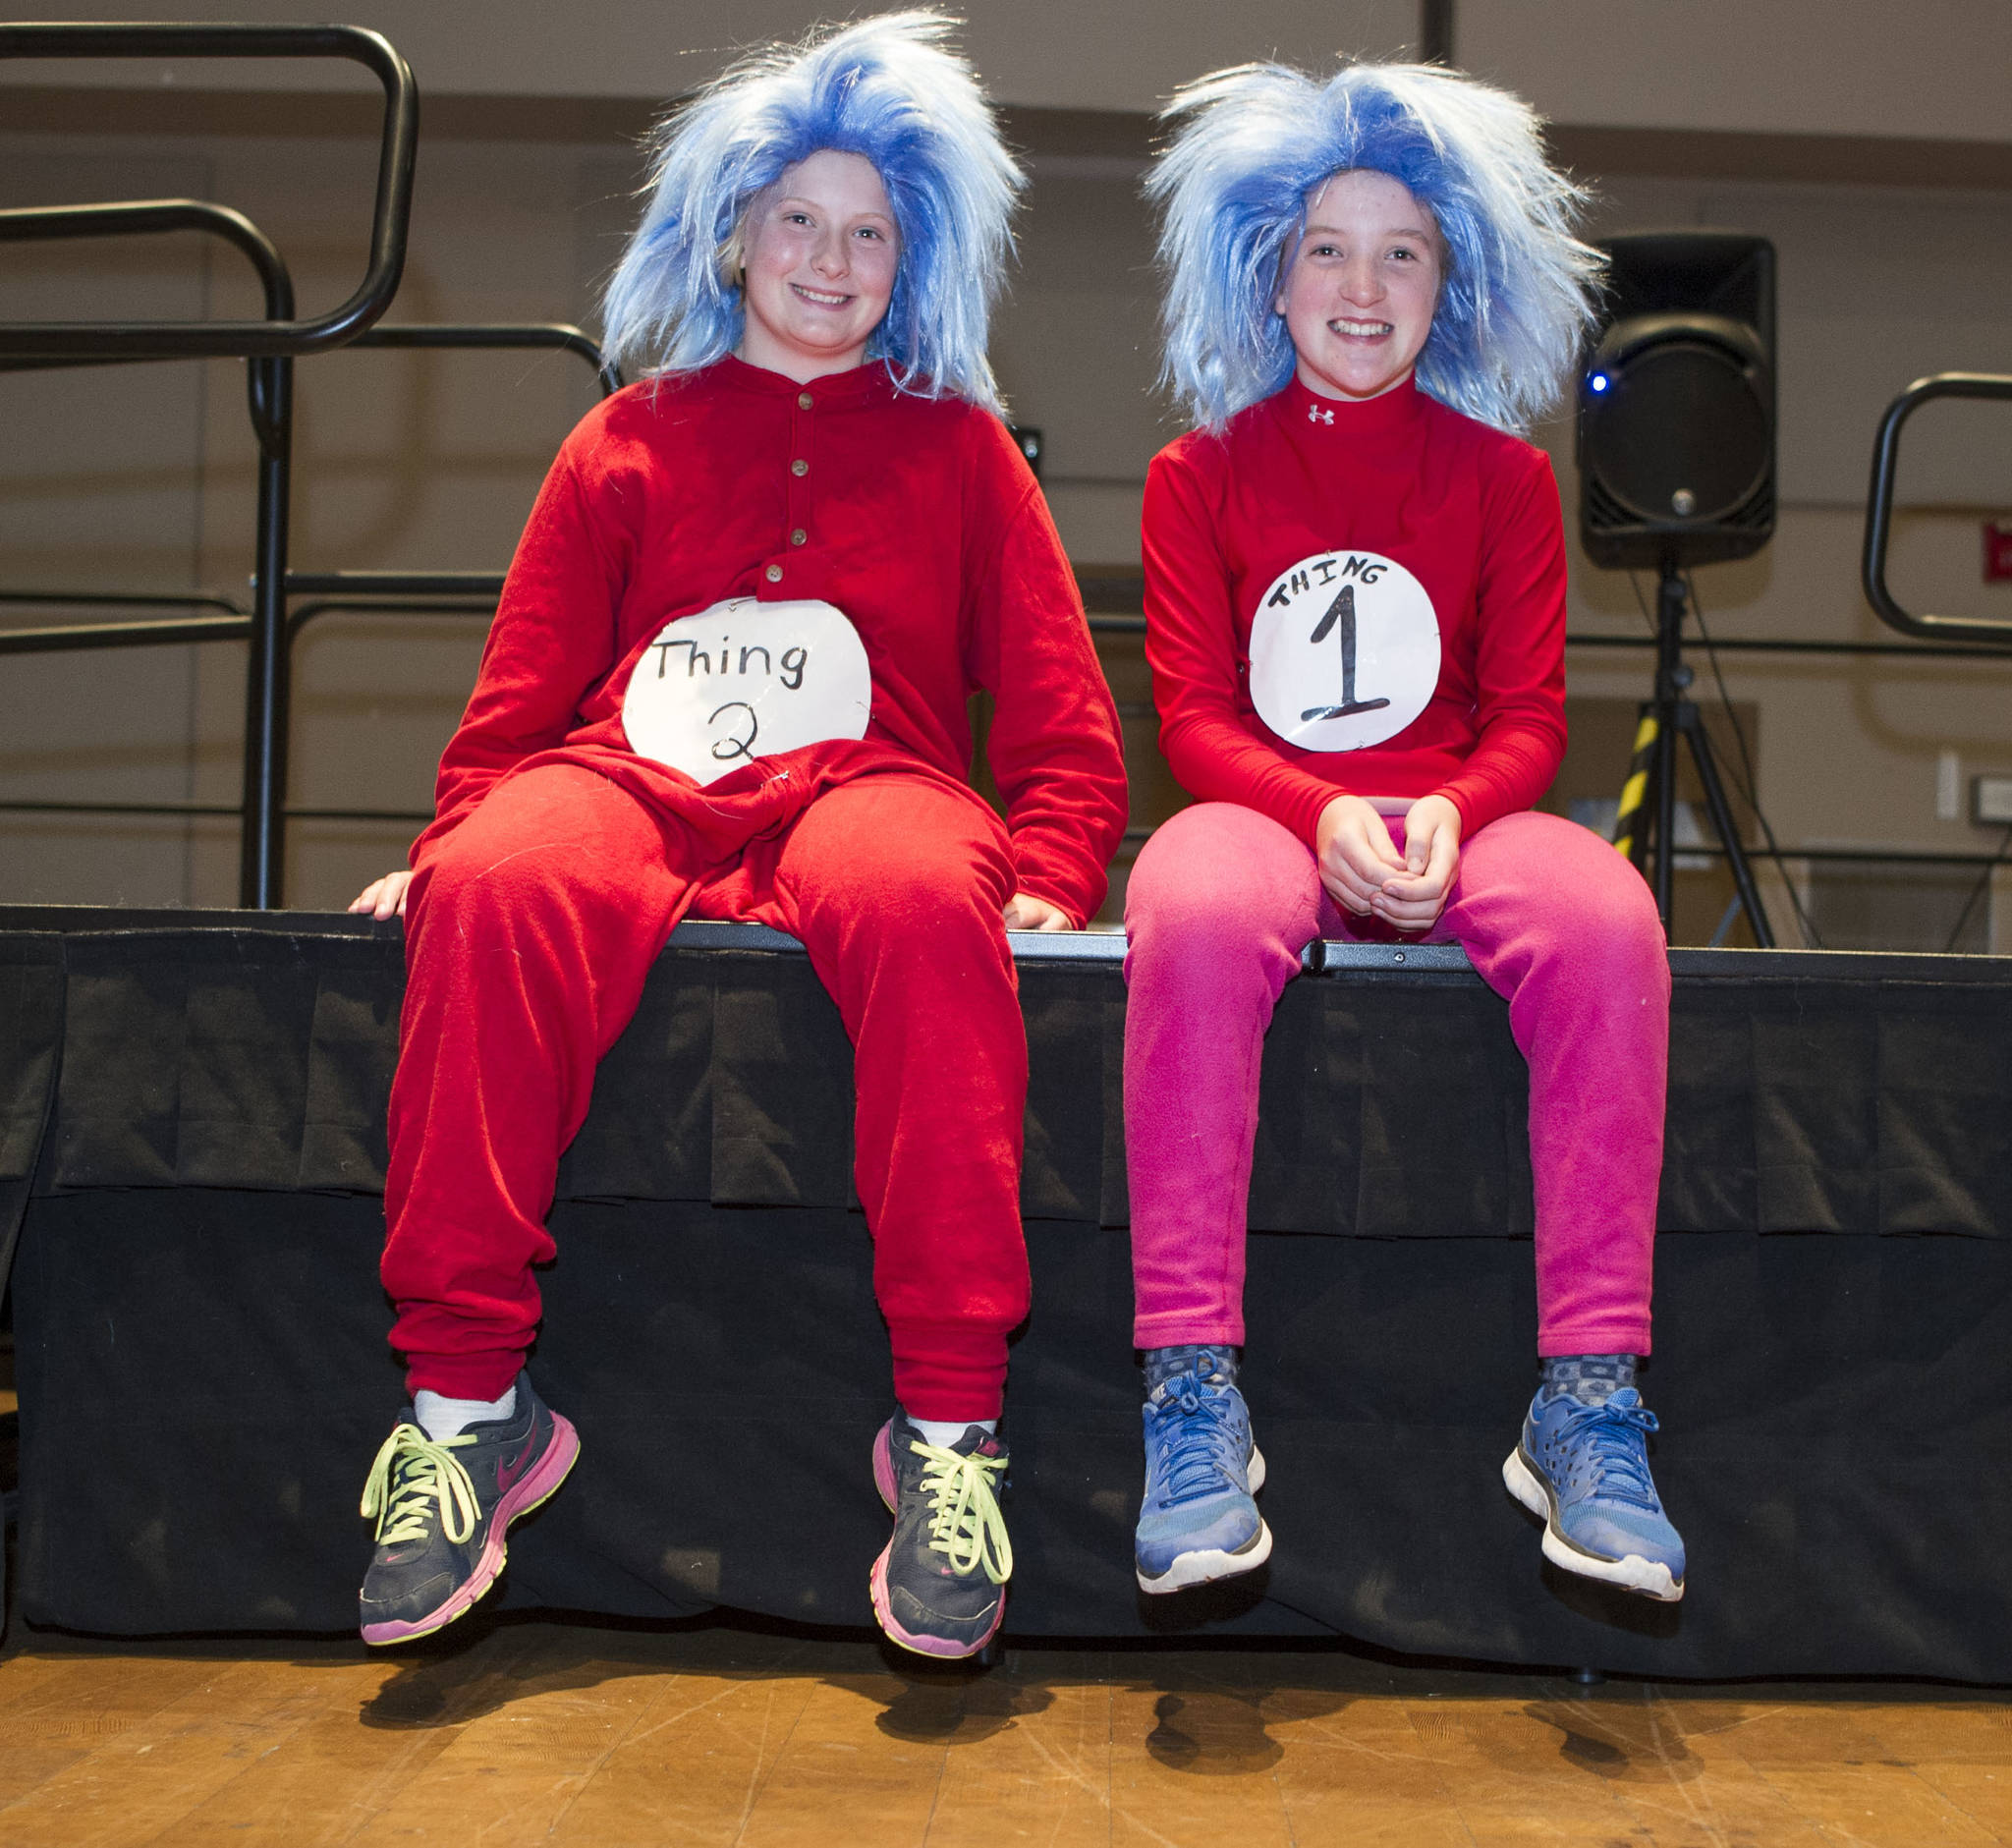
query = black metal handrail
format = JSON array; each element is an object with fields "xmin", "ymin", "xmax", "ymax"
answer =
[
  {"xmin": 0, "ymin": 197, "xmax": 288, "ymax": 297},
  {"xmin": 1066, "ymin": 607, "xmax": 2012, "ymax": 660},
  {"xmin": 0, "ymin": 320, "xmax": 616, "ymax": 657},
  {"xmin": 286, "ymin": 595, "xmax": 497, "ymax": 646},
  {"xmin": 0, "ymin": 192, "xmax": 299, "ymax": 901},
  {"xmin": 0, "ymin": 24, "xmax": 415, "ymax": 362},
  {"xmin": 0, "ymin": 590, "xmax": 256, "ymax": 650},
  {"xmin": 0, "ymin": 612, "xmax": 253, "ymax": 653},
  {"xmin": 1564, "ymin": 632, "xmax": 2012, "ymax": 661},
  {"xmin": 26, "ymin": 601, "xmax": 2012, "ymax": 664},
  {"xmin": 0, "ymin": 588, "xmax": 246, "ymax": 614},
  {"xmin": 277, "ymin": 324, "xmax": 620, "ymax": 613},
  {"xmin": 353, "ymin": 322, "xmax": 623, "ymax": 399},
  {"xmin": 0, "ymin": 199, "xmax": 291, "ymax": 410},
  {"xmin": 285, "ymin": 569, "xmax": 506, "ymax": 600},
  {"xmin": 2, "ymin": 287, "xmax": 615, "ymax": 895},
  {"xmin": 1863, "ymin": 371, "xmax": 2012, "ymax": 646}
]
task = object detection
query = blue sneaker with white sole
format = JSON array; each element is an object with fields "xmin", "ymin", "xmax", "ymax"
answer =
[
  {"xmin": 1502, "ymin": 1385, "xmax": 1686, "ymax": 1601},
  {"xmin": 1135, "ymin": 1350, "xmax": 1271, "ymax": 1594}
]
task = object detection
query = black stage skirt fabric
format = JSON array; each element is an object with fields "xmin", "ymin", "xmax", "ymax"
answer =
[{"xmin": 5, "ymin": 915, "xmax": 2012, "ymax": 1677}]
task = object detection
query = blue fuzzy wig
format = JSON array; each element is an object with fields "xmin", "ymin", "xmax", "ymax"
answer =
[
  {"xmin": 600, "ymin": 11, "xmax": 1021, "ymax": 413},
  {"xmin": 1148, "ymin": 60, "xmax": 1601, "ymax": 434}
]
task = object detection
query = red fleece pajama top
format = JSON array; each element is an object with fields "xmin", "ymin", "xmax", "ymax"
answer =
[
  {"xmin": 415, "ymin": 354, "xmax": 1126, "ymax": 926},
  {"xmin": 1142, "ymin": 373, "xmax": 1568, "ymax": 839}
]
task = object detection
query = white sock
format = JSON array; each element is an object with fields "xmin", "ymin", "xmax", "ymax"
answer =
[
  {"xmin": 414, "ymin": 1383, "xmax": 517, "ymax": 1442},
  {"xmin": 908, "ymin": 1414, "xmax": 996, "ymax": 1448}
]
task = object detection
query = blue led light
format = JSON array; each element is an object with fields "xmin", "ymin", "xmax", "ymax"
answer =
[{"xmin": 1589, "ymin": 373, "xmax": 1610, "ymax": 393}]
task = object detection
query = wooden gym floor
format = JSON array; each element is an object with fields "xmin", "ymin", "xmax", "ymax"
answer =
[
  {"xmin": 3, "ymin": 1371, "xmax": 2012, "ymax": 1845},
  {"xmin": 5, "ymin": 1613, "xmax": 2012, "ymax": 1843}
]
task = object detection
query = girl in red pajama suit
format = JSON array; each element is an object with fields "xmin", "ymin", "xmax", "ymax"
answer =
[{"xmin": 349, "ymin": 13, "xmax": 1126, "ymax": 1659}]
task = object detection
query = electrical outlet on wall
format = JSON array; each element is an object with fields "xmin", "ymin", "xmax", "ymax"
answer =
[
  {"xmin": 1937, "ymin": 751, "xmax": 1962, "ymax": 821},
  {"xmin": 1973, "ymin": 774, "xmax": 2012, "ymax": 827}
]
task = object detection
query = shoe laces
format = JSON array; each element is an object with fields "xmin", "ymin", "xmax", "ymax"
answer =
[
  {"xmin": 1149, "ymin": 1374, "xmax": 1243, "ymax": 1507},
  {"xmin": 905, "ymin": 1439, "xmax": 1013, "ymax": 1584},
  {"xmin": 1556, "ymin": 1396, "xmax": 1661, "ymax": 1509},
  {"xmin": 361, "ymin": 1423, "xmax": 479, "ymax": 1546}
]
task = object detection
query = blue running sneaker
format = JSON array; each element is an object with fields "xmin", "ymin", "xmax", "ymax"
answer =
[
  {"xmin": 1502, "ymin": 1385, "xmax": 1686, "ymax": 1601},
  {"xmin": 1135, "ymin": 1353, "xmax": 1270, "ymax": 1595}
]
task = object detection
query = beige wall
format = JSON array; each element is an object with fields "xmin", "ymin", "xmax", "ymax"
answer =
[
  {"xmin": 0, "ymin": 2, "xmax": 1414, "ymax": 109},
  {"xmin": 2, "ymin": 9, "xmax": 2010, "ymax": 938},
  {"xmin": 1464, "ymin": 0, "xmax": 2012, "ymax": 144},
  {"xmin": 6, "ymin": 1, "xmax": 2008, "ymax": 146}
]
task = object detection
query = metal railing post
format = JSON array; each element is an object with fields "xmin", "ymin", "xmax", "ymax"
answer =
[{"xmin": 244, "ymin": 347, "xmax": 295, "ymax": 906}]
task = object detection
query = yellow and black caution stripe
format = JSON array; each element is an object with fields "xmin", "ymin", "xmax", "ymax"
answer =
[{"xmin": 1611, "ymin": 708, "xmax": 1657, "ymax": 862}]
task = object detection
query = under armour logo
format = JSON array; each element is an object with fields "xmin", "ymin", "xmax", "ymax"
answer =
[{"xmin": 1307, "ymin": 405, "xmax": 1334, "ymax": 424}]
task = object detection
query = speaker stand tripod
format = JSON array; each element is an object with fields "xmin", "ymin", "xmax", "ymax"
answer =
[{"xmin": 1611, "ymin": 563, "xmax": 1775, "ymax": 947}]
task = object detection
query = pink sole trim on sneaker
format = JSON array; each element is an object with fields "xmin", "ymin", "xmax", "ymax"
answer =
[
  {"xmin": 867, "ymin": 1421, "xmax": 1004, "ymax": 1660},
  {"xmin": 361, "ymin": 1413, "xmax": 582, "ymax": 1647},
  {"xmin": 872, "ymin": 1421, "xmax": 899, "ymax": 1512},
  {"xmin": 868, "ymin": 1546, "xmax": 1004, "ymax": 1660}
]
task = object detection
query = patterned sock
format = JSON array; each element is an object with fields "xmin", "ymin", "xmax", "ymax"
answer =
[
  {"xmin": 413, "ymin": 1383, "xmax": 517, "ymax": 1442},
  {"xmin": 1540, "ymin": 1354, "xmax": 1638, "ymax": 1407},
  {"xmin": 908, "ymin": 1415, "xmax": 997, "ymax": 1447},
  {"xmin": 1144, "ymin": 1343, "xmax": 1239, "ymax": 1398}
]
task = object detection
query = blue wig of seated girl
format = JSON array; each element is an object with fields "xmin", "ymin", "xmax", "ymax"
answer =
[
  {"xmin": 1148, "ymin": 60, "xmax": 1601, "ymax": 434},
  {"xmin": 601, "ymin": 11, "xmax": 1021, "ymax": 413}
]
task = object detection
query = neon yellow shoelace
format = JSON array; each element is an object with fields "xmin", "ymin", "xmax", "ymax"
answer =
[
  {"xmin": 360, "ymin": 1422, "xmax": 479, "ymax": 1546},
  {"xmin": 907, "ymin": 1439, "xmax": 1013, "ymax": 1584}
]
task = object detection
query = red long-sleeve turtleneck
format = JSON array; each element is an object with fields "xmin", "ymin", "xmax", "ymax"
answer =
[{"xmin": 1142, "ymin": 372, "xmax": 1568, "ymax": 844}]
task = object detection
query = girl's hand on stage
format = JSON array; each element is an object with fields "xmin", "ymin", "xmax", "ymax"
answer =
[
  {"xmin": 1003, "ymin": 891, "xmax": 1073, "ymax": 932},
  {"xmin": 1315, "ymin": 794, "xmax": 1408, "ymax": 916},
  {"xmin": 350, "ymin": 869, "xmax": 413, "ymax": 921},
  {"xmin": 1370, "ymin": 794, "xmax": 1462, "ymax": 932}
]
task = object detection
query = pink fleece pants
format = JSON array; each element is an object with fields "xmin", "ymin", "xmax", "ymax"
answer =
[{"xmin": 1123, "ymin": 802, "xmax": 1669, "ymax": 1357}]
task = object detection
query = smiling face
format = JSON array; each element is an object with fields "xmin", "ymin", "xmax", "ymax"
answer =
[
  {"xmin": 735, "ymin": 148, "xmax": 901, "ymax": 382},
  {"xmin": 1275, "ymin": 168, "xmax": 1443, "ymax": 404}
]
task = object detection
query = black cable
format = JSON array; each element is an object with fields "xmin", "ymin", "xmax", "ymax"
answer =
[
  {"xmin": 1626, "ymin": 572, "xmax": 1659, "ymax": 636},
  {"xmin": 1682, "ymin": 572, "xmax": 1824, "ymax": 949},
  {"xmin": 1943, "ymin": 824, "xmax": 2012, "ymax": 954}
]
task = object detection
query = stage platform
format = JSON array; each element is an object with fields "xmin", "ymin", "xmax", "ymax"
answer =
[{"xmin": 3, "ymin": 906, "xmax": 2010, "ymax": 1679}]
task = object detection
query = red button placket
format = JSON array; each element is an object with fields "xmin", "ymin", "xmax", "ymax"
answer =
[
  {"xmin": 766, "ymin": 387, "xmax": 816, "ymax": 591},
  {"xmin": 752, "ymin": 388, "xmax": 818, "ymax": 804}
]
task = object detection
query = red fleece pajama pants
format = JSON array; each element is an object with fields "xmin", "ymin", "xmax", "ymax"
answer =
[{"xmin": 380, "ymin": 761, "xmax": 1031, "ymax": 1424}]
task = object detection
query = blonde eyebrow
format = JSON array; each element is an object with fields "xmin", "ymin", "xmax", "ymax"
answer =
[
  {"xmin": 769, "ymin": 194, "xmax": 895, "ymax": 228},
  {"xmin": 1302, "ymin": 220, "xmax": 1435, "ymax": 244}
]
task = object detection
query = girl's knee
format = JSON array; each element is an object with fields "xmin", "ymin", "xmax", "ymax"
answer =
[
  {"xmin": 1127, "ymin": 805, "xmax": 1313, "ymax": 954},
  {"xmin": 412, "ymin": 828, "xmax": 595, "ymax": 939},
  {"xmin": 1579, "ymin": 853, "xmax": 1666, "ymax": 951},
  {"xmin": 1566, "ymin": 871, "xmax": 1670, "ymax": 1002},
  {"xmin": 1480, "ymin": 813, "xmax": 1666, "ymax": 958}
]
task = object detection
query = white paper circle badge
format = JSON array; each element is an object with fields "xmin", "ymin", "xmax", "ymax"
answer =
[
  {"xmin": 1248, "ymin": 550, "xmax": 1441, "ymax": 754},
  {"xmin": 622, "ymin": 596, "xmax": 871, "ymax": 785}
]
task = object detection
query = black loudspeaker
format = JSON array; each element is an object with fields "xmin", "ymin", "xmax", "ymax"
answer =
[{"xmin": 1578, "ymin": 232, "xmax": 1776, "ymax": 570}]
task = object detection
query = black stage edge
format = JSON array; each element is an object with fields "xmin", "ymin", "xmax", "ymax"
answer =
[{"xmin": 4, "ymin": 908, "xmax": 2012, "ymax": 1677}]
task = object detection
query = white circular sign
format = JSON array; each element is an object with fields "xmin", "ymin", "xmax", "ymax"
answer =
[
  {"xmin": 622, "ymin": 596, "xmax": 871, "ymax": 786},
  {"xmin": 1248, "ymin": 549, "xmax": 1440, "ymax": 754}
]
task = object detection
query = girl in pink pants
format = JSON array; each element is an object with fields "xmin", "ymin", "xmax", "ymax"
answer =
[{"xmin": 1127, "ymin": 59, "xmax": 1686, "ymax": 1603}]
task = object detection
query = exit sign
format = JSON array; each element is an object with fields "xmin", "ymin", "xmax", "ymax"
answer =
[{"xmin": 1989, "ymin": 519, "xmax": 2012, "ymax": 583}]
